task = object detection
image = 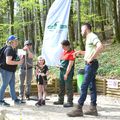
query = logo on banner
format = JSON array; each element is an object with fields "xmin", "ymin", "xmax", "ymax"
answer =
[{"xmin": 47, "ymin": 21, "xmax": 67, "ymax": 31}]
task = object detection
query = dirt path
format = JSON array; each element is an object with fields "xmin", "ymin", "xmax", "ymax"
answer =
[{"xmin": 0, "ymin": 94, "xmax": 120, "ymax": 120}]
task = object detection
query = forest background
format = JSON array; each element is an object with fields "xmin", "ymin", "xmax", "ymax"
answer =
[{"xmin": 0, "ymin": 0, "xmax": 120, "ymax": 79}]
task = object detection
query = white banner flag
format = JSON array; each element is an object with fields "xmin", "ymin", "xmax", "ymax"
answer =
[{"xmin": 42, "ymin": 0, "xmax": 71, "ymax": 66}]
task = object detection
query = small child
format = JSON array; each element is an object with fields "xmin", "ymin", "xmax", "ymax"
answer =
[{"xmin": 35, "ymin": 56, "xmax": 49, "ymax": 106}]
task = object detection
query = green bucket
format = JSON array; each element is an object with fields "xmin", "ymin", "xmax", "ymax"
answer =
[{"xmin": 77, "ymin": 69, "xmax": 84, "ymax": 93}]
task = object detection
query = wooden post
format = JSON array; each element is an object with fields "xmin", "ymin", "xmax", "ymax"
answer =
[{"xmin": 103, "ymin": 79, "xmax": 106, "ymax": 95}]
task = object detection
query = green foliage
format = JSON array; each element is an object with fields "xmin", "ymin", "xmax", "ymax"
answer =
[
  {"xmin": 74, "ymin": 43, "xmax": 120, "ymax": 79},
  {"xmin": 0, "ymin": 0, "xmax": 119, "ymax": 80},
  {"xmin": 98, "ymin": 43, "xmax": 120, "ymax": 78},
  {"xmin": 0, "ymin": 24, "xmax": 10, "ymax": 47},
  {"xmin": 49, "ymin": 43, "xmax": 120, "ymax": 80},
  {"xmin": 18, "ymin": 0, "xmax": 43, "ymax": 11},
  {"xmin": 0, "ymin": 0, "xmax": 8, "ymax": 15}
]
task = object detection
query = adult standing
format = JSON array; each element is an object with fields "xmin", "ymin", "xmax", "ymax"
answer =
[
  {"xmin": 67, "ymin": 23, "xmax": 103, "ymax": 117},
  {"xmin": 0, "ymin": 35, "xmax": 23, "ymax": 106},
  {"xmin": 19, "ymin": 40, "xmax": 34, "ymax": 100},
  {"xmin": 53, "ymin": 40, "xmax": 75, "ymax": 107}
]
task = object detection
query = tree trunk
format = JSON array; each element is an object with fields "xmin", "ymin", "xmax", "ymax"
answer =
[
  {"xmin": 37, "ymin": 1, "xmax": 43, "ymax": 41},
  {"xmin": 112, "ymin": 0, "xmax": 120, "ymax": 43},
  {"xmin": 29, "ymin": 10, "xmax": 35, "ymax": 49},
  {"xmin": 68, "ymin": 2, "xmax": 75, "ymax": 49},
  {"xmin": 117, "ymin": 0, "xmax": 120, "ymax": 34},
  {"xmin": 0, "ymin": 16, "xmax": 4, "ymax": 43},
  {"xmin": 97, "ymin": 0, "xmax": 106, "ymax": 41},
  {"xmin": 89, "ymin": 0, "xmax": 94, "ymax": 31},
  {"xmin": 47, "ymin": 0, "xmax": 51, "ymax": 10},
  {"xmin": 9, "ymin": 0, "xmax": 14, "ymax": 34},
  {"xmin": 41, "ymin": 0, "xmax": 47, "ymax": 31},
  {"xmin": 22, "ymin": 0, "xmax": 28, "ymax": 40},
  {"xmin": 33, "ymin": 9, "xmax": 37, "ymax": 55},
  {"xmin": 51, "ymin": 0, "xmax": 55, "ymax": 4},
  {"xmin": 77, "ymin": 0, "xmax": 85, "ymax": 50}
]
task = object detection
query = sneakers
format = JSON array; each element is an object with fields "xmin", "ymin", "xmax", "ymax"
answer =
[
  {"xmin": 21, "ymin": 99, "xmax": 26, "ymax": 103},
  {"xmin": 14, "ymin": 99, "xmax": 25, "ymax": 105},
  {"xmin": 19, "ymin": 96, "xmax": 26, "ymax": 103},
  {"xmin": 53, "ymin": 101, "xmax": 63, "ymax": 105},
  {"xmin": 63, "ymin": 102, "xmax": 73, "ymax": 108},
  {"xmin": 0, "ymin": 100, "xmax": 10, "ymax": 107},
  {"xmin": 67, "ymin": 105, "xmax": 83, "ymax": 117}
]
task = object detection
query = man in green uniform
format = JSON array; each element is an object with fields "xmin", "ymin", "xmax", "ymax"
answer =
[{"xmin": 53, "ymin": 40, "xmax": 75, "ymax": 107}]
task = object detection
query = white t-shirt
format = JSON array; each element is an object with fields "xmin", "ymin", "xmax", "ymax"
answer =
[{"xmin": 84, "ymin": 32, "xmax": 100, "ymax": 61}]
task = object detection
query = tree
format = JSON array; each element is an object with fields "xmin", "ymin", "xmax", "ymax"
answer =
[
  {"xmin": 1, "ymin": 0, "xmax": 120, "ymax": 54},
  {"xmin": 112, "ymin": 0, "xmax": 120, "ymax": 43},
  {"xmin": 89, "ymin": 0, "xmax": 95, "ymax": 31},
  {"xmin": 97, "ymin": 0, "xmax": 106, "ymax": 41},
  {"xmin": 77, "ymin": 0, "xmax": 85, "ymax": 50},
  {"xmin": 9, "ymin": 0, "xmax": 14, "ymax": 34},
  {"xmin": 21, "ymin": 0, "xmax": 29, "ymax": 40},
  {"xmin": 68, "ymin": 1, "xmax": 75, "ymax": 49},
  {"xmin": 117, "ymin": 0, "xmax": 120, "ymax": 35}
]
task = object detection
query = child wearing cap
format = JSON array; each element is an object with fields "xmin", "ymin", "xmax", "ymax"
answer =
[{"xmin": 35, "ymin": 56, "xmax": 49, "ymax": 106}]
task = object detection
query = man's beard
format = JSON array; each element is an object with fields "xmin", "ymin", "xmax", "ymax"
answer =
[{"xmin": 82, "ymin": 33, "xmax": 86, "ymax": 38}]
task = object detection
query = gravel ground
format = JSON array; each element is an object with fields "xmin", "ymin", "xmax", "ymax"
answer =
[{"xmin": 0, "ymin": 94, "xmax": 120, "ymax": 120}]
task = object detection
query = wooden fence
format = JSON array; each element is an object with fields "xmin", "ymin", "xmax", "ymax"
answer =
[
  {"xmin": 5, "ymin": 77, "xmax": 120, "ymax": 98},
  {"xmin": 105, "ymin": 79, "xmax": 120, "ymax": 97}
]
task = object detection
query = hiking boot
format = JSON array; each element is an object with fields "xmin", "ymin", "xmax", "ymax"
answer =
[
  {"xmin": 53, "ymin": 101, "xmax": 63, "ymax": 105},
  {"xmin": 63, "ymin": 102, "xmax": 73, "ymax": 108},
  {"xmin": 67, "ymin": 105, "xmax": 83, "ymax": 117},
  {"xmin": 42, "ymin": 100, "xmax": 45, "ymax": 105},
  {"xmin": 0, "ymin": 100, "xmax": 10, "ymax": 107},
  {"xmin": 35, "ymin": 99, "xmax": 42, "ymax": 106},
  {"xmin": 84, "ymin": 105, "xmax": 98, "ymax": 116}
]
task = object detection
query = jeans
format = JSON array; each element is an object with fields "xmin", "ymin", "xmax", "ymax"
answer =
[
  {"xmin": 19, "ymin": 68, "xmax": 32, "ymax": 97},
  {"xmin": 78, "ymin": 60, "xmax": 99, "ymax": 106},
  {"xmin": 0, "ymin": 68, "xmax": 17, "ymax": 101}
]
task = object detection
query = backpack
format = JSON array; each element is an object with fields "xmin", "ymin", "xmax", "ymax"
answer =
[{"xmin": 0, "ymin": 45, "xmax": 7, "ymax": 66}]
